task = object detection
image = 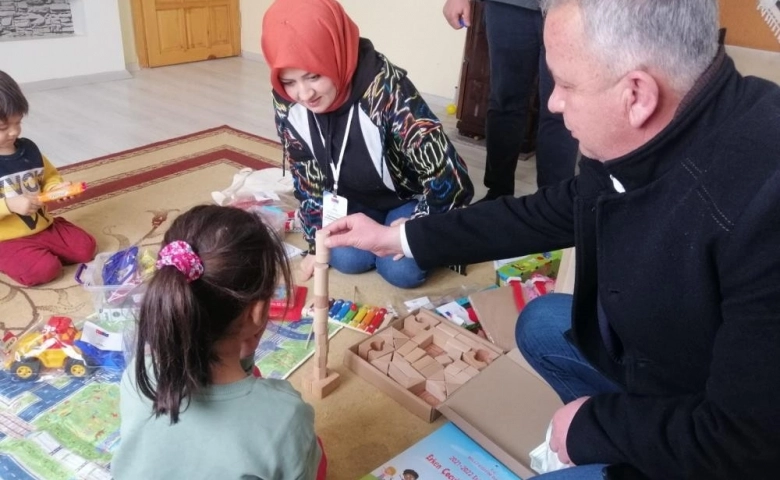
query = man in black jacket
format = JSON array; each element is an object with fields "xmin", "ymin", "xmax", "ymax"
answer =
[{"xmin": 323, "ymin": 0, "xmax": 780, "ymax": 478}]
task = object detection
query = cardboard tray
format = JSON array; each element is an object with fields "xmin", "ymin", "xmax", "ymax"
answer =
[
  {"xmin": 343, "ymin": 309, "xmax": 503, "ymax": 423},
  {"xmin": 438, "ymin": 348, "xmax": 562, "ymax": 478}
]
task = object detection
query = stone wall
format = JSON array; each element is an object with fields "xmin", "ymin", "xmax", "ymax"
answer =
[{"xmin": 0, "ymin": 0, "xmax": 74, "ymax": 40}]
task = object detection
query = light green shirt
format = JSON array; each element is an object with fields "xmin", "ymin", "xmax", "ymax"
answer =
[{"xmin": 112, "ymin": 364, "xmax": 320, "ymax": 480}]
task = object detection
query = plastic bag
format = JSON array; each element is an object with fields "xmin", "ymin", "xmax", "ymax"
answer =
[{"xmin": 1, "ymin": 316, "xmax": 132, "ymax": 383}]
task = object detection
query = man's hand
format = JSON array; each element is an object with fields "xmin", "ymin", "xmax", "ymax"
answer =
[
  {"xmin": 549, "ymin": 396, "xmax": 590, "ymax": 465},
  {"xmin": 5, "ymin": 195, "xmax": 42, "ymax": 216},
  {"xmin": 299, "ymin": 254, "xmax": 316, "ymax": 282},
  {"xmin": 323, "ymin": 213, "xmax": 404, "ymax": 258},
  {"xmin": 443, "ymin": 0, "xmax": 471, "ymax": 29}
]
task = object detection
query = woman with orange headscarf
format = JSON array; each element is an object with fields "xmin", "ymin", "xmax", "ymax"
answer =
[{"xmin": 262, "ymin": 0, "xmax": 474, "ymax": 289}]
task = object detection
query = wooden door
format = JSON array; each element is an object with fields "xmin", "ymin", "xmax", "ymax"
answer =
[{"xmin": 138, "ymin": 0, "xmax": 241, "ymax": 67}]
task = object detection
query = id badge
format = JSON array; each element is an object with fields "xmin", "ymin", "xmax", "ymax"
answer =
[{"xmin": 322, "ymin": 191, "xmax": 348, "ymax": 227}]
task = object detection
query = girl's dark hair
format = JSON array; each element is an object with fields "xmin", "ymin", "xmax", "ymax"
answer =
[
  {"xmin": 0, "ymin": 70, "xmax": 29, "ymax": 123},
  {"xmin": 135, "ymin": 205, "xmax": 292, "ymax": 424}
]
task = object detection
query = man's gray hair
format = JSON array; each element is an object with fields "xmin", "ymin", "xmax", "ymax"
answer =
[{"xmin": 541, "ymin": 0, "xmax": 720, "ymax": 94}]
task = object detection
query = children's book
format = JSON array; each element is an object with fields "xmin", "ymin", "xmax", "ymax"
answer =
[{"xmin": 360, "ymin": 422, "xmax": 522, "ymax": 480}]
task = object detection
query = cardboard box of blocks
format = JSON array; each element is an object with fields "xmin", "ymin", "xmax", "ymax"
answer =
[
  {"xmin": 344, "ymin": 307, "xmax": 566, "ymax": 478},
  {"xmin": 344, "ymin": 309, "xmax": 502, "ymax": 422}
]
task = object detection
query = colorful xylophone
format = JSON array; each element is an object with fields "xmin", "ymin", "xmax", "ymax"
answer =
[{"xmin": 326, "ymin": 299, "xmax": 390, "ymax": 335}]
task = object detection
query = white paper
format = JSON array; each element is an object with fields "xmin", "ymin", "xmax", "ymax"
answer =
[
  {"xmin": 404, "ymin": 296, "xmax": 431, "ymax": 310},
  {"xmin": 81, "ymin": 321, "xmax": 124, "ymax": 352},
  {"xmin": 435, "ymin": 301, "xmax": 472, "ymax": 326},
  {"xmin": 283, "ymin": 242, "xmax": 304, "ymax": 258},
  {"xmin": 529, "ymin": 422, "xmax": 572, "ymax": 474}
]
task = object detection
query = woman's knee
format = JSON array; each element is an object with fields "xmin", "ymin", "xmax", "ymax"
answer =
[
  {"xmin": 376, "ymin": 258, "xmax": 427, "ymax": 289},
  {"xmin": 328, "ymin": 247, "xmax": 375, "ymax": 275}
]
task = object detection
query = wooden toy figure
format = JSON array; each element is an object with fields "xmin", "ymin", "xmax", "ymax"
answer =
[{"xmin": 302, "ymin": 230, "xmax": 341, "ymax": 398}]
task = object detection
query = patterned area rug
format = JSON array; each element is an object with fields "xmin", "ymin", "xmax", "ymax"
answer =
[
  {"xmin": 1, "ymin": 126, "xmax": 285, "ymax": 335},
  {"xmin": 0, "ymin": 126, "xmax": 497, "ymax": 479}
]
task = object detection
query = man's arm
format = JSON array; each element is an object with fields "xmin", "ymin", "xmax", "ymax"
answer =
[{"xmin": 405, "ymin": 181, "xmax": 578, "ymax": 269}]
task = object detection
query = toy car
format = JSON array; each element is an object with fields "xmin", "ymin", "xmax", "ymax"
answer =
[{"xmin": 4, "ymin": 316, "xmax": 89, "ymax": 381}]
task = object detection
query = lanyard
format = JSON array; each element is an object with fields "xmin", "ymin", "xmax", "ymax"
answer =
[{"xmin": 313, "ymin": 105, "xmax": 354, "ymax": 197}]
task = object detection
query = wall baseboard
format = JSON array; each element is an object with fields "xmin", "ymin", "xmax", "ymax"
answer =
[{"xmin": 20, "ymin": 70, "xmax": 133, "ymax": 93}]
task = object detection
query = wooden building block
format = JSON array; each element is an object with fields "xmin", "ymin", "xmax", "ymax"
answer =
[
  {"xmin": 434, "ymin": 354, "xmax": 454, "ymax": 366},
  {"xmin": 454, "ymin": 333, "xmax": 481, "ymax": 350},
  {"xmin": 403, "ymin": 313, "xmax": 438, "ymax": 337},
  {"xmin": 302, "ymin": 369, "xmax": 341, "ymax": 399},
  {"xmin": 366, "ymin": 340, "xmax": 394, "ymax": 362},
  {"xmin": 446, "ymin": 337, "xmax": 471, "ymax": 354},
  {"xmin": 396, "ymin": 340, "xmax": 417, "ymax": 357},
  {"xmin": 463, "ymin": 366, "xmax": 480, "ymax": 378},
  {"xmin": 462, "ymin": 350, "xmax": 489, "ymax": 370},
  {"xmin": 410, "ymin": 331, "xmax": 434, "ymax": 348},
  {"xmin": 393, "ymin": 329, "xmax": 410, "ymax": 340},
  {"xmin": 388, "ymin": 362, "xmax": 410, "ymax": 386},
  {"xmin": 411, "ymin": 355, "xmax": 436, "ymax": 372},
  {"xmin": 404, "ymin": 347, "xmax": 427, "ymax": 363},
  {"xmin": 444, "ymin": 363, "xmax": 463, "ymax": 377},
  {"xmin": 419, "ymin": 361, "xmax": 444, "ymax": 379},
  {"xmin": 370, "ymin": 354, "xmax": 393, "ymax": 375},
  {"xmin": 394, "ymin": 337, "xmax": 409, "ymax": 349},
  {"xmin": 389, "ymin": 361, "xmax": 425, "ymax": 389},
  {"xmin": 427, "ymin": 369, "xmax": 445, "ymax": 382},
  {"xmin": 426, "ymin": 379, "xmax": 447, "ymax": 402},
  {"xmin": 376, "ymin": 327, "xmax": 394, "ymax": 341},
  {"xmin": 451, "ymin": 359, "xmax": 469, "ymax": 372},
  {"xmin": 455, "ymin": 371, "xmax": 473, "ymax": 384},
  {"xmin": 392, "ymin": 353, "xmax": 411, "ymax": 366},
  {"xmin": 445, "ymin": 380, "xmax": 463, "ymax": 396}
]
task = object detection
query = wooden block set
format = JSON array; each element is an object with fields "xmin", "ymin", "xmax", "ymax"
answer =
[{"xmin": 355, "ymin": 309, "xmax": 502, "ymax": 407}]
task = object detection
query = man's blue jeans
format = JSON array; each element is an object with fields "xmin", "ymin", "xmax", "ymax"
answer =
[
  {"xmin": 515, "ymin": 293, "xmax": 623, "ymax": 479},
  {"xmin": 329, "ymin": 201, "xmax": 426, "ymax": 289}
]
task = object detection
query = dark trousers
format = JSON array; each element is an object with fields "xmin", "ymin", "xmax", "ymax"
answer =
[{"xmin": 483, "ymin": 1, "xmax": 579, "ymax": 193}]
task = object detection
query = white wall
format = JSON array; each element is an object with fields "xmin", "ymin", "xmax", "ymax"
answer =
[
  {"xmin": 240, "ymin": 0, "xmax": 467, "ymax": 100},
  {"xmin": 1, "ymin": 0, "xmax": 128, "ymax": 86},
  {"xmin": 117, "ymin": 0, "xmax": 138, "ymax": 67}
]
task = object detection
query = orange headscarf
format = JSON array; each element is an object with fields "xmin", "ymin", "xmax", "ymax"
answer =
[{"xmin": 261, "ymin": 0, "xmax": 360, "ymax": 113}]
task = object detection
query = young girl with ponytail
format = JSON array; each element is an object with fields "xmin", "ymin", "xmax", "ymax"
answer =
[{"xmin": 112, "ymin": 205, "xmax": 325, "ymax": 479}]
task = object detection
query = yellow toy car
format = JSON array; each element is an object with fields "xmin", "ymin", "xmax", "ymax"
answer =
[{"xmin": 3, "ymin": 316, "xmax": 88, "ymax": 382}]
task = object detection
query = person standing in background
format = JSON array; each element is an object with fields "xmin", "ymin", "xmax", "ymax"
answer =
[{"xmin": 443, "ymin": 0, "xmax": 578, "ymax": 199}]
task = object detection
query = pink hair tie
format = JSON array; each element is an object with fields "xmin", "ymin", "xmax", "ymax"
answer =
[{"xmin": 156, "ymin": 240, "xmax": 204, "ymax": 283}]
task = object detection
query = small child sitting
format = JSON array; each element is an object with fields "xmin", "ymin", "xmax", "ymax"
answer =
[
  {"xmin": 0, "ymin": 70, "xmax": 96, "ymax": 286},
  {"xmin": 112, "ymin": 205, "xmax": 325, "ymax": 479}
]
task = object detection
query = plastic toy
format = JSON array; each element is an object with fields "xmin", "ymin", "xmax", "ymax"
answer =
[
  {"xmin": 102, "ymin": 246, "xmax": 139, "ymax": 285},
  {"xmin": 38, "ymin": 182, "xmax": 87, "ymax": 202},
  {"xmin": 3, "ymin": 316, "xmax": 127, "ymax": 382},
  {"xmin": 4, "ymin": 317, "xmax": 89, "ymax": 381},
  {"xmin": 317, "ymin": 298, "xmax": 390, "ymax": 335},
  {"xmin": 446, "ymin": 103, "xmax": 457, "ymax": 115}
]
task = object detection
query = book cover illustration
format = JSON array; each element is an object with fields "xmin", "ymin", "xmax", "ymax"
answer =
[{"xmin": 361, "ymin": 422, "xmax": 522, "ymax": 480}]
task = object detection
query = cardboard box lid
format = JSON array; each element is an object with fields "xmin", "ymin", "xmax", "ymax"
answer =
[
  {"xmin": 468, "ymin": 286, "xmax": 519, "ymax": 352},
  {"xmin": 437, "ymin": 348, "xmax": 562, "ymax": 478}
]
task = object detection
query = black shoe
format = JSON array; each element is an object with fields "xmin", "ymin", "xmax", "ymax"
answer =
[{"xmin": 473, "ymin": 190, "xmax": 510, "ymax": 204}]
